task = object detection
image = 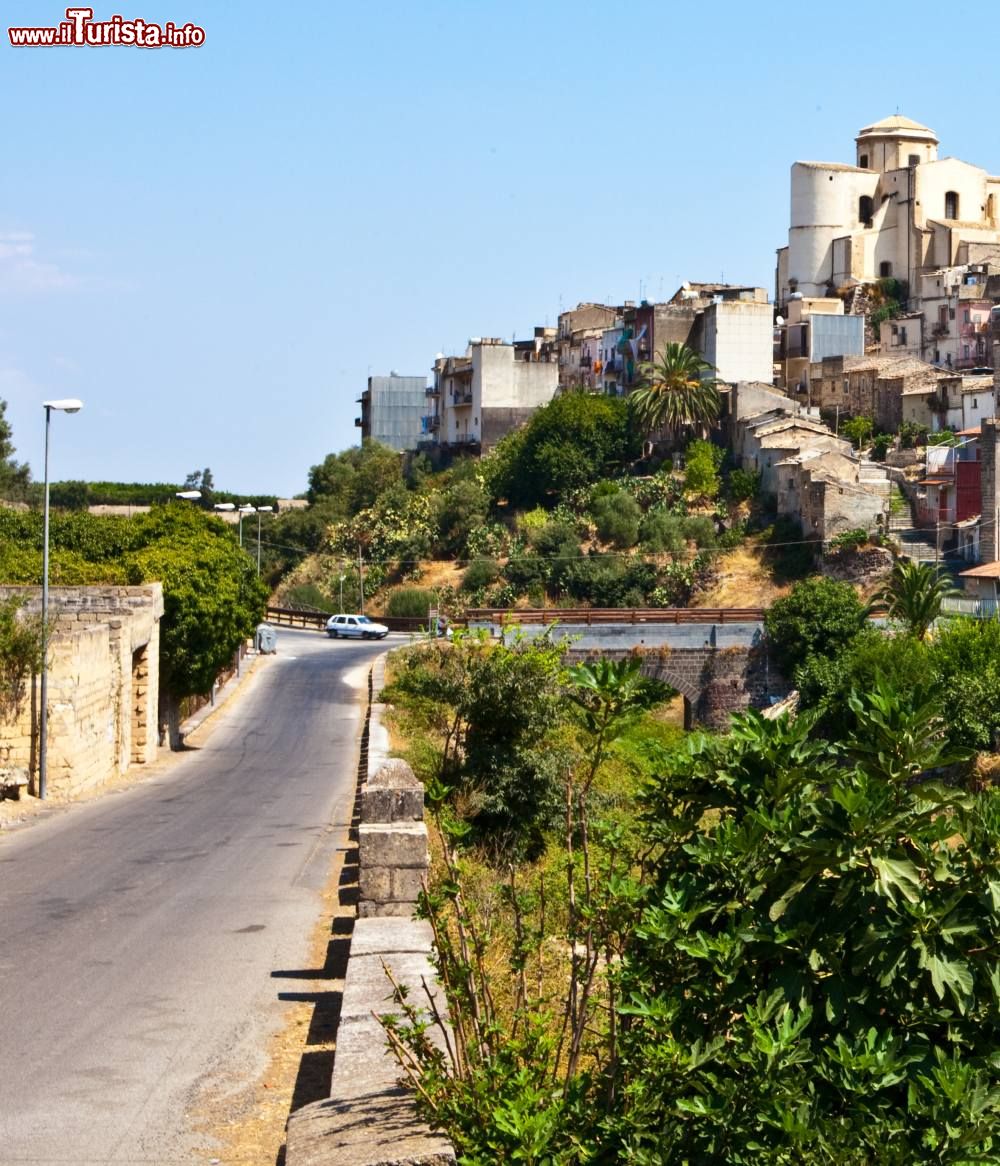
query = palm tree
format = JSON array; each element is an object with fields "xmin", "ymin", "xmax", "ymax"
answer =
[
  {"xmin": 872, "ymin": 559, "xmax": 959, "ymax": 640},
  {"xmin": 629, "ymin": 342, "xmax": 722, "ymax": 445}
]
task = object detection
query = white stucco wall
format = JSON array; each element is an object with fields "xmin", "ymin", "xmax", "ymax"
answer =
[{"xmin": 702, "ymin": 300, "xmax": 773, "ymax": 385}]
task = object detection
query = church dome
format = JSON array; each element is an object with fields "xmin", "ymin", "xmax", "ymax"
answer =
[{"xmin": 856, "ymin": 115, "xmax": 938, "ymax": 144}]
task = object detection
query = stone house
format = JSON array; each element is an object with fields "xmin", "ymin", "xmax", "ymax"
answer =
[
  {"xmin": 808, "ymin": 353, "xmax": 939, "ymax": 430},
  {"xmin": 0, "ymin": 584, "xmax": 163, "ymax": 798}
]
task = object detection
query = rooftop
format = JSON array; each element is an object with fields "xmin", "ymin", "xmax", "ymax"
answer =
[{"xmin": 856, "ymin": 115, "xmax": 938, "ymax": 143}]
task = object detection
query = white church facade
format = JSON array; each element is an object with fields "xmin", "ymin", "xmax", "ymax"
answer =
[{"xmin": 776, "ymin": 116, "xmax": 1000, "ymax": 331}]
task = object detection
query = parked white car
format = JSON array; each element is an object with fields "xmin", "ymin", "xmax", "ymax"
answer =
[{"xmin": 325, "ymin": 613, "xmax": 389, "ymax": 640}]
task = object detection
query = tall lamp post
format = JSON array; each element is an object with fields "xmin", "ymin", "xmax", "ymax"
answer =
[
  {"xmin": 237, "ymin": 504, "xmax": 255, "ymax": 547},
  {"xmin": 255, "ymin": 506, "xmax": 273, "ymax": 575},
  {"xmin": 39, "ymin": 398, "xmax": 83, "ymax": 800}
]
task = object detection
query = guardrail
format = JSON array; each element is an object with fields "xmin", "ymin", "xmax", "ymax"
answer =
[
  {"xmin": 265, "ymin": 606, "xmax": 429, "ymax": 632},
  {"xmin": 466, "ymin": 607, "xmax": 767, "ymax": 625}
]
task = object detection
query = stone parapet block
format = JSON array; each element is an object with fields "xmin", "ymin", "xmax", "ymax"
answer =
[{"xmin": 358, "ymin": 822, "xmax": 428, "ymax": 872}]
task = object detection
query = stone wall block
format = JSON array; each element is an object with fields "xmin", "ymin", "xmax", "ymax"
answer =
[
  {"xmin": 361, "ymin": 786, "xmax": 424, "ymax": 823},
  {"xmin": 358, "ymin": 822, "xmax": 429, "ymax": 871}
]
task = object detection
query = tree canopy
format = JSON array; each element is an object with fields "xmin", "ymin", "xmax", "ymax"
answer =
[
  {"xmin": 0, "ymin": 399, "xmax": 31, "ymax": 502},
  {"xmin": 0, "ymin": 505, "xmax": 266, "ymax": 703},
  {"xmin": 483, "ymin": 391, "xmax": 638, "ymax": 509}
]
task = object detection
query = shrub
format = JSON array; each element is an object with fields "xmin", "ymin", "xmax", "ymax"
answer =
[
  {"xmin": 899, "ymin": 420, "xmax": 928, "ymax": 449},
  {"xmin": 618, "ymin": 688, "xmax": 1000, "ymax": 1164},
  {"xmin": 386, "ymin": 587, "xmax": 438, "ymax": 618},
  {"xmin": 841, "ymin": 414, "xmax": 874, "ymax": 450},
  {"xmin": 562, "ymin": 555, "xmax": 655, "ymax": 608},
  {"xmin": 640, "ymin": 510, "xmax": 686, "ymax": 554},
  {"xmin": 828, "ymin": 527, "xmax": 869, "ymax": 552},
  {"xmin": 727, "ymin": 466, "xmax": 760, "ymax": 503},
  {"xmin": 283, "ymin": 583, "xmax": 333, "ymax": 611},
  {"xmin": 870, "ymin": 432, "xmax": 893, "ymax": 461},
  {"xmin": 590, "ymin": 490, "xmax": 641, "ymax": 549},
  {"xmin": 764, "ymin": 575, "xmax": 866, "ymax": 676},
  {"xmin": 461, "ymin": 558, "xmax": 501, "ymax": 593},
  {"xmin": 681, "ymin": 514, "xmax": 717, "ymax": 549},
  {"xmin": 683, "ymin": 439, "xmax": 723, "ymax": 499}
]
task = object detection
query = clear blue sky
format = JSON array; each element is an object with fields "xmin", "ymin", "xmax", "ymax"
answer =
[{"xmin": 0, "ymin": 0, "xmax": 988, "ymax": 497}]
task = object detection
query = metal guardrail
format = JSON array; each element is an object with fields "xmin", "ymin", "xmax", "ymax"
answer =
[
  {"xmin": 466, "ymin": 607, "xmax": 767, "ymax": 626},
  {"xmin": 265, "ymin": 606, "xmax": 429, "ymax": 632}
]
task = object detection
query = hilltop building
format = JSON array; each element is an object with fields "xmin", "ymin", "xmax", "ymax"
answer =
[
  {"xmin": 356, "ymin": 374, "xmax": 427, "ymax": 451},
  {"xmin": 775, "ymin": 116, "xmax": 1000, "ymax": 372},
  {"xmin": 421, "ymin": 334, "xmax": 558, "ymax": 458}
]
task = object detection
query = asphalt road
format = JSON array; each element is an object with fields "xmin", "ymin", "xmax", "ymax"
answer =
[{"xmin": 0, "ymin": 627, "xmax": 399, "ymax": 1165}]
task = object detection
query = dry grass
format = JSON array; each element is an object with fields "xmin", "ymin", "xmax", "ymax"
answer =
[{"xmin": 693, "ymin": 545, "xmax": 795, "ymax": 609}]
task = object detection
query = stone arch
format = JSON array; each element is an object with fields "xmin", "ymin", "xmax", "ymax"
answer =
[{"xmin": 634, "ymin": 655, "xmax": 702, "ymax": 731}]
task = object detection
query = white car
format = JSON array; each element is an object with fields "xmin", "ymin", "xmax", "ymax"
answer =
[{"xmin": 325, "ymin": 613, "xmax": 389, "ymax": 640}]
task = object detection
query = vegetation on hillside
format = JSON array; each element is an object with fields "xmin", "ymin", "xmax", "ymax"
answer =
[{"xmin": 379, "ymin": 616, "xmax": 1000, "ymax": 1162}]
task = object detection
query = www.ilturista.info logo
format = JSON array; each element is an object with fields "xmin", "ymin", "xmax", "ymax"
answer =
[{"xmin": 9, "ymin": 7, "xmax": 205, "ymax": 48}]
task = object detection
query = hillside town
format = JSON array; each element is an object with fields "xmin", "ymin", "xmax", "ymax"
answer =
[{"xmin": 359, "ymin": 114, "xmax": 1000, "ymax": 602}]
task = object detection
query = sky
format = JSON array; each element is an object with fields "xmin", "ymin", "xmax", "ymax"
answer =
[{"xmin": 0, "ymin": 0, "xmax": 993, "ymax": 498}]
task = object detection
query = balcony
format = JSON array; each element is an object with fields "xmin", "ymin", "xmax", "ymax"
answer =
[
  {"xmin": 451, "ymin": 390, "xmax": 473, "ymax": 405},
  {"xmin": 425, "ymin": 384, "xmax": 439, "ymax": 396},
  {"xmin": 354, "ymin": 417, "xmax": 362, "ymax": 427},
  {"xmin": 421, "ymin": 414, "xmax": 440, "ymax": 433}
]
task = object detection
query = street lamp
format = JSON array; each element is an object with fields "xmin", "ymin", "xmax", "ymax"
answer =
[
  {"xmin": 237, "ymin": 504, "xmax": 255, "ymax": 548},
  {"xmin": 338, "ymin": 573, "xmax": 346, "ymax": 611},
  {"xmin": 255, "ymin": 506, "xmax": 273, "ymax": 575},
  {"xmin": 39, "ymin": 398, "xmax": 83, "ymax": 800}
]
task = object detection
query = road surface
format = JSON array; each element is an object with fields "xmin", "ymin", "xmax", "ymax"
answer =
[{"xmin": 0, "ymin": 628, "xmax": 396, "ymax": 1165}]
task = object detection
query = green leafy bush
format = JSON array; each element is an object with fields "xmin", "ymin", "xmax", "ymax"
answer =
[
  {"xmin": 590, "ymin": 490, "xmax": 641, "ymax": 549},
  {"xmin": 683, "ymin": 438, "xmax": 724, "ymax": 499},
  {"xmin": 899, "ymin": 420, "xmax": 928, "ymax": 449},
  {"xmin": 764, "ymin": 575, "xmax": 866, "ymax": 676},
  {"xmin": 386, "ymin": 587, "xmax": 438, "ymax": 618},
  {"xmin": 828, "ymin": 527, "xmax": 870, "ymax": 552},
  {"xmin": 681, "ymin": 514, "xmax": 717, "ymax": 549},
  {"xmin": 640, "ymin": 510, "xmax": 686, "ymax": 554},
  {"xmin": 727, "ymin": 466, "xmax": 761, "ymax": 503},
  {"xmin": 461, "ymin": 558, "xmax": 501, "ymax": 593},
  {"xmin": 841, "ymin": 414, "xmax": 874, "ymax": 450}
]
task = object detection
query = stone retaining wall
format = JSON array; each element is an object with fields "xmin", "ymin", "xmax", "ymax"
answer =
[
  {"xmin": 286, "ymin": 657, "xmax": 456, "ymax": 1166},
  {"xmin": 0, "ymin": 585, "xmax": 163, "ymax": 797}
]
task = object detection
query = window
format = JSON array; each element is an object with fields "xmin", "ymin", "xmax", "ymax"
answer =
[
  {"xmin": 964, "ymin": 310, "xmax": 971, "ymax": 324},
  {"xmin": 859, "ymin": 195, "xmax": 874, "ymax": 224},
  {"xmin": 859, "ymin": 153, "xmax": 869, "ymax": 169},
  {"xmin": 899, "ymin": 327, "xmax": 907, "ymax": 345},
  {"xmin": 973, "ymin": 399, "xmax": 978, "ymax": 409},
  {"xmin": 945, "ymin": 190, "xmax": 959, "ymax": 219},
  {"xmin": 880, "ymin": 261, "xmax": 892, "ymax": 278},
  {"xmin": 908, "ymin": 154, "xmax": 920, "ymax": 167}
]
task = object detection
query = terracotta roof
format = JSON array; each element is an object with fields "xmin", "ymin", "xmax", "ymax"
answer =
[{"xmin": 960, "ymin": 561, "xmax": 1000, "ymax": 578}]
